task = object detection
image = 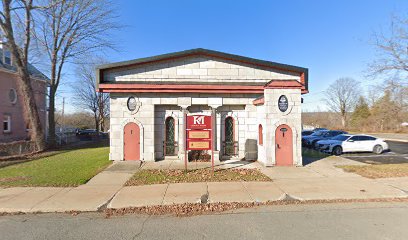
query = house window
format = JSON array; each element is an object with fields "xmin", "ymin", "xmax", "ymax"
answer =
[
  {"xmin": 3, "ymin": 115, "xmax": 11, "ymax": 133},
  {"xmin": 9, "ymin": 88, "xmax": 17, "ymax": 104},
  {"xmin": 4, "ymin": 49, "xmax": 11, "ymax": 65},
  {"xmin": 258, "ymin": 124, "xmax": 263, "ymax": 145}
]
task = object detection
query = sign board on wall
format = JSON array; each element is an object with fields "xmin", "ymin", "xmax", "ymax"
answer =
[
  {"xmin": 186, "ymin": 115, "xmax": 212, "ymax": 150},
  {"xmin": 278, "ymin": 95, "xmax": 289, "ymax": 112}
]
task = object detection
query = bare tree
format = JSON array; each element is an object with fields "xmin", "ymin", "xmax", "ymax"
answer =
[
  {"xmin": 0, "ymin": 0, "xmax": 46, "ymax": 150},
  {"xmin": 324, "ymin": 78, "xmax": 361, "ymax": 128},
  {"xmin": 34, "ymin": 0, "xmax": 118, "ymax": 146},
  {"xmin": 368, "ymin": 15, "xmax": 408, "ymax": 78},
  {"xmin": 73, "ymin": 62, "xmax": 109, "ymax": 132}
]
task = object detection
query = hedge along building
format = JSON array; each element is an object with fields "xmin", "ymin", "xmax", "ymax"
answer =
[{"xmin": 97, "ymin": 48, "xmax": 308, "ymax": 166}]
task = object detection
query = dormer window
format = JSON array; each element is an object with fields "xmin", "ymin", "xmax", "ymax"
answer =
[{"xmin": 4, "ymin": 49, "xmax": 11, "ymax": 65}]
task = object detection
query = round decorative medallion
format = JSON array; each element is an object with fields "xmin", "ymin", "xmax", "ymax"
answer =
[
  {"xmin": 9, "ymin": 88, "xmax": 17, "ymax": 104},
  {"xmin": 278, "ymin": 95, "xmax": 288, "ymax": 112},
  {"xmin": 127, "ymin": 96, "xmax": 140, "ymax": 114}
]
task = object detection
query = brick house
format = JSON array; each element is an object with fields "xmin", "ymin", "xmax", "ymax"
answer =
[
  {"xmin": 0, "ymin": 43, "xmax": 48, "ymax": 143},
  {"xmin": 97, "ymin": 49, "xmax": 308, "ymax": 166}
]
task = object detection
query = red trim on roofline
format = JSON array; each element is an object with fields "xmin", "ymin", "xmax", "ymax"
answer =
[
  {"xmin": 253, "ymin": 97, "xmax": 265, "ymax": 106},
  {"xmin": 98, "ymin": 82, "xmax": 308, "ymax": 94}
]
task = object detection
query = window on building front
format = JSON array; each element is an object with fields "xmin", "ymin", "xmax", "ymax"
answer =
[
  {"xmin": 4, "ymin": 49, "xmax": 11, "ymax": 65},
  {"xmin": 165, "ymin": 117, "xmax": 176, "ymax": 156},
  {"xmin": 3, "ymin": 115, "xmax": 11, "ymax": 133},
  {"xmin": 224, "ymin": 117, "xmax": 235, "ymax": 155},
  {"xmin": 258, "ymin": 124, "xmax": 263, "ymax": 145}
]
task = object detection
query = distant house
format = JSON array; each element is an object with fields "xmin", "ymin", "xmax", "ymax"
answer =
[{"xmin": 0, "ymin": 42, "xmax": 49, "ymax": 143}]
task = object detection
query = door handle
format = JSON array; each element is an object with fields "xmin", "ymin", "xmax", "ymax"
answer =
[{"xmin": 276, "ymin": 144, "xmax": 280, "ymax": 149}]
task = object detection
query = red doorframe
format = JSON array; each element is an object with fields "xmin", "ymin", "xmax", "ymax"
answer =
[
  {"xmin": 275, "ymin": 124, "xmax": 293, "ymax": 166},
  {"xmin": 124, "ymin": 122, "xmax": 140, "ymax": 161}
]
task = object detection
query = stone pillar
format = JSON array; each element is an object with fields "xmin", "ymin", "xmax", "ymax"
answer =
[
  {"xmin": 208, "ymin": 97, "xmax": 223, "ymax": 162},
  {"xmin": 177, "ymin": 97, "xmax": 191, "ymax": 162},
  {"xmin": 210, "ymin": 106, "xmax": 220, "ymax": 163}
]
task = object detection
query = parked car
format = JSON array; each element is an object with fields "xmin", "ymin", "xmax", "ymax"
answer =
[
  {"xmin": 302, "ymin": 130, "xmax": 328, "ymax": 147},
  {"xmin": 76, "ymin": 129, "xmax": 98, "ymax": 141},
  {"xmin": 313, "ymin": 128, "xmax": 328, "ymax": 131},
  {"xmin": 305, "ymin": 130, "xmax": 348, "ymax": 149},
  {"xmin": 317, "ymin": 134, "xmax": 389, "ymax": 155},
  {"xmin": 302, "ymin": 130, "xmax": 314, "ymax": 136}
]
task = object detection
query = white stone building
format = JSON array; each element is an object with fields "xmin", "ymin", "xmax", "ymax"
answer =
[{"xmin": 97, "ymin": 49, "xmax": 308, "ymax": 166}]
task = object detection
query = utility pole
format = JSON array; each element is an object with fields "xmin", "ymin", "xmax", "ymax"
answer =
[{"xmin": 60, "ymin": 97, "xmax": 65, "ymax": 133}]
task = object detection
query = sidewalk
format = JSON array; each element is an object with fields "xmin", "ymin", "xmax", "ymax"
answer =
[
  {"xmin": 1, "ymin": 157, "xmax": 408, "ymax": 213},
  {"xmin": 0, "ymin": 161, "xmax": 141, "ymax": 213}
]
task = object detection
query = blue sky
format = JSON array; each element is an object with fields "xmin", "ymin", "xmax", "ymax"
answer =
[{"xmin": 58, "ymin": 0, "xmax": 408, "ymax": 113}]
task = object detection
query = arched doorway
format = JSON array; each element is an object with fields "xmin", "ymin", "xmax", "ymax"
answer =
[
  {"xmin": 275, "ymin": 124, "xmax": 293, "ymax": 166},
  {"xmin": 165, "ymin": 117, "xmax": 176, "ymax": 156},
  {"xmin": 124, "ymin": 122, "xmax": 140, "ymax": 160}
]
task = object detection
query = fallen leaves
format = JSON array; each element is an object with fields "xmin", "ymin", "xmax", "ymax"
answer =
[
  {"xmin": 125, "ymin": 169, "xmax": 272, "ymax": 186},
  {"xmin": 103, "ymin": 197, "xmax": 408, "ymax": 218}
]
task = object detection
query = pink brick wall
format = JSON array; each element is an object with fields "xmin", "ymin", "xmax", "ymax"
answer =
[{"xmin": 0, "ymin": 70, "xmax": 47, "ymax": 143}]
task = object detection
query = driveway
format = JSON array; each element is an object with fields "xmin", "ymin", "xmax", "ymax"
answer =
[{"xmin": 342, "ymin": 141, "xmax": 408, "ymax": 164}]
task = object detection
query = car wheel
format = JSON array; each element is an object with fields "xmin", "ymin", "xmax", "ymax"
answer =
[
  {"xmin": 373, "ymin": 145, "xmax": 383, "ymax": 154},
  {"xmin": 332, "ymin": 146, "xmax": 342, "ymax": 156}
]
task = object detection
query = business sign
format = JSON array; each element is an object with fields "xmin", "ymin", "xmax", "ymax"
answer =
[
  {"xmin": 187, "ymin": 140, "xmax": 211, "ymax": 150},
  {"xmin": 188, "ymin": 130, "xmax": 210, "ymax": 139},
  {"xmin": 187, "ymin": 115, "xmax": 212, "ymax": 129},
  {"xmin": 186, "ymin": 115, "xmax": 212, "ymax": 150},
  {"xmin": 278, "ymin": 95, "xmax": 288, "ymax": 112}
]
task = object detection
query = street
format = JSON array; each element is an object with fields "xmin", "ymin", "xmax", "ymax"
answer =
[{"xmin": 1, "ymin": 202, "xmax": 408, "ymax": 240}]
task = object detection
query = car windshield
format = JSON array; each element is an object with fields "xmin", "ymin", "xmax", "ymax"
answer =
[
  {"xmin": 331, "ymin": 135, "xmax": 349, "ymax": 141},
  {"xmin": 311, "ymin": 131, "xmax": 327, "ymax": 136}
]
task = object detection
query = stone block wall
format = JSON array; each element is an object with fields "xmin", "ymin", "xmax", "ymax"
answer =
[
  {"xmin": 262, "ymin": 89, "xmax": 302, "ymax": 166},
  {"xmin": 109, "ymin": 93, "xmax": 262, "ymax": 162},
  {"xmin": 103, "ymin": 56, "xmax": 300, "ymax": 85}
]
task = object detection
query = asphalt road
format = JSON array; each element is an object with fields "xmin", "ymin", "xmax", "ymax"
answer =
[
  {"xmin": 342, "ymin": 141, "xmax": 408, "ymax": 164},
  {"xmin": 1, "ymin": 202, "xmax": 408, "ymax": 240}
]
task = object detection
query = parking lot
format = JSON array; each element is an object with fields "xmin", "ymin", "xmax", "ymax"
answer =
[{"xmin": 341, "ymin": 141, "xmax": 408, "ymax": 164}]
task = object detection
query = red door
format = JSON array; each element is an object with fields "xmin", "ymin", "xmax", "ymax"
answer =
[
  {"xmin": 275, "ymin": 124, "xmax": 293, "ymax": 166},
  {"xmin": 124, "ymin": 123, "xmax": 140, "ymax": 160}
]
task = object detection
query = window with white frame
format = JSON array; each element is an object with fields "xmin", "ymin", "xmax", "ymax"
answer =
[
  {"xmin": 4, "ymin": 49, "xmax": 11, "ymax": 65},
  {"xmin": 3, "ymin": 115, "xmax": 11, "ymax": 133}
]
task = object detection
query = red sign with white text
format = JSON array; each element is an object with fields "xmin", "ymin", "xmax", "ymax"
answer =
[
  {"xmin": 186, "ymin": 115, "xmax": 212, "ymax": 150},
  {"xmin": 187, "ymin": 115, "xmax": 212, "ymax": 130}
]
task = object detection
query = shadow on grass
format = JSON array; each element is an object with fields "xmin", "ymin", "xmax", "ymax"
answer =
[
  {"xmin": 0, "ymin": 140, "xmax": 109, "ymax": 169},
  {"xmin": 302, "ymin": 147, "xmax": 330, "ymax": 165}
]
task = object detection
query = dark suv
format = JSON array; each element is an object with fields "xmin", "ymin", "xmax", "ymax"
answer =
[{"xmin": 305, "ymin": 130, "xmax": 348, "ymax": 149}]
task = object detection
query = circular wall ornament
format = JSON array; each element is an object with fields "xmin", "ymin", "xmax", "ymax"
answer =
[
  {"xmin": 127, "ymin": 96, "xmax": 141, "ymax": 114},
  {"xmin": 278, "ymin": 95, "xmax": 288, "ymax": 112},
  {"xmin": 9, "ymin": 88, "xmax": 17, "ymax": 104}
]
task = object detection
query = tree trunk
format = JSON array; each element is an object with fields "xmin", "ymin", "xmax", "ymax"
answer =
[
  {"xmin": 94, "ymin": 113, "xmax": 99, "ymax": 133},
  {"xmin": 16, "ymin": 70, "xmax": 46, "ymax": 151},
  {"xmin": 341, "ymin": 115, "xmax": 346, "ymax": 128},
  {"xmin": 48, "ymin": 86, "xmax": 56, "ymax": 148}
]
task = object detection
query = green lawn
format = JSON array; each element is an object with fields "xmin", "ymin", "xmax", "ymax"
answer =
[
  {"xmin": 0, "ymin": 143, "xmax": 111, "ymax": 187},
  {"xmin": 125, "ymin": 169, "xmax": 272, "ymax": 186}
]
